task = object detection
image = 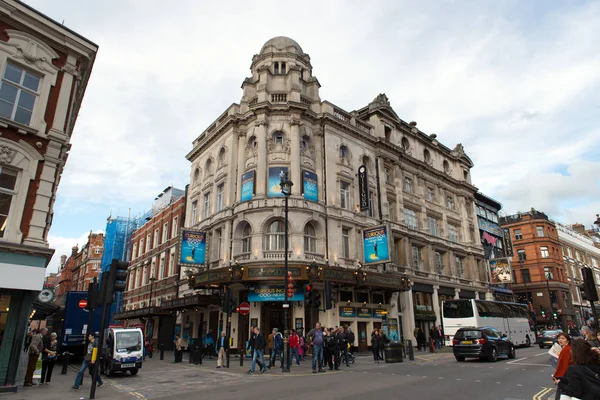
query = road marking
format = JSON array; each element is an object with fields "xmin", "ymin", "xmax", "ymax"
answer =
[
  {"xmin": 535, "ymin": 352, "xmax": 548, "ymax": 356},
  {"xmin": 532, "ymin": 387, "xmax": 552, "ymax": 400},
  {"xmin": 475, "ymin": 380, "xmax": 481, "ymax": 383},
  {"xmin": 507, "ymin": 357, "xmax": 527, "ymax": 364}
]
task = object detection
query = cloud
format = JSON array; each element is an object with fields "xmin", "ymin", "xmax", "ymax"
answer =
[
  {"xmin": 19, "ymin": 0, "xmax": 600, "ymax": 243},
  {"xmin": 46, "ymin": 231, "xmax": 104, "ymax": 275}
]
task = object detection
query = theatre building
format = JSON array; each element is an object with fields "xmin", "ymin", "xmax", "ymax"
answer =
[{"xmin": 180, "ymin": 37, "xmax": 487, "ymax": 351}]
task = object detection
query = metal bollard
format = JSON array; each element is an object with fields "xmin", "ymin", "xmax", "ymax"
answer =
[
  {"xmin": 61, "ymin": 352, "xmax": 71, "ymax": 374},
  {"xmin": 194, "ymin": 345, "xmax": 201, "ymax": 365},
  {"xmin": 159, "ymin": 343, "xmax": 164, "ymax": 360},
  {"xmin": 407, "ymin": 340, "xmax": 415, "ymax": 361}
]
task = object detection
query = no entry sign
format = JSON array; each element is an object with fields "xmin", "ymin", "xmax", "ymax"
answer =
[
  {"xmin": 78, "ymin": 299, "xmax": 88, "ymax": 309},
  {"xmin": 238, "ymin": 302, "xmax": 250, "ymax": 316}
]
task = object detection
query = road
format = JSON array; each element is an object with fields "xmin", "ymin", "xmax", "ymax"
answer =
[{"xmin": 0, "ymin": 346, "xmax": 557, "ymax": 400}]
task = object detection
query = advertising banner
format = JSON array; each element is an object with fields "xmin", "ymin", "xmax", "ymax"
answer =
[
  {"xmin": 241, "ymin": 170, "xmax": 255, "ymax": 202},
  {"xmin": 503, "ymin": 227, "xmax": 514, "ymax": 257},
  {"xmin": 374, "ymin": 309, "xmax": 388, "ymax": 319},
  {"xmin": 358, "ymin": 308, "xmax": 373, "ymax": 318},
  {"xmin": 302, "ymin": 170, "xmax": 318, "ymax": 202},
  {"xmin": 248, "ymin": 285, "xmax": 304, "ymax": 302},
  {"xmin": 387, "ymin": 318, "xmax": 400, "ymax": 341},
  {"xmin": 490, "ymin": 258, "xmax": 512, "ymax": 284},
  {"xmin": 339, "ymin": 307, "xmax": 356, "ymax": 317},
  {"xmin": 180, "ymin": 230, "xmax": 206, "ymax": 266},
  {"xmin": 358, "ymin": 165, "xmax": 369, "ymax": 211},
  {"xmin": 363, "ymin": 225, "xmax": 391, "ymax": 264},
  {"xmin": 268, "ymin": 167, "xmax": 288, "ymax": 197}
]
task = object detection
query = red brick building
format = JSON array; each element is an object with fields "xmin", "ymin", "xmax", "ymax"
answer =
[
  {"xmin": 71, "ymin": 232, "xmax": 104, "ymax": 291},
  {"xmin": 500, "ymin": 210, "xmax": 574, "ymax": 328},
  {"xmin": 118, "ymin": 187, "xmax": 185, "ymax": 348}
]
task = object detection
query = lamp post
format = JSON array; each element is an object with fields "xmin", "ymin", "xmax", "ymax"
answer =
[
  {"xmin": 280, "ymin": 171, "xmax": 293, "ymax": 373},
  {"xmin": 146, "ymin": 276, "xmax": 157, "ymax": 337},
  {"xmin": 545, "ymin": 270, "xmax": 554, "ymax": 326}
]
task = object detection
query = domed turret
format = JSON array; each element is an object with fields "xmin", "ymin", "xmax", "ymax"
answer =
[{"xmin": 260, "ymin": 36, "xmax": 304, "ymax": 55}]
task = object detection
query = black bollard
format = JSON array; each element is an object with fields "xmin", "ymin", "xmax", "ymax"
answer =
[
  {"xmin": 61, "ymin": 352, "xmax": 70, "ymax": 375},
  {"xmin": 194, "ymin": 345, "xmax": 200, "ymax": 365},
  {"xmin": 407, "ymin": 340, "xmax": 415, "ymax": 361},
  {"xmin": 159, "ymin": 343, "xmax": 164, "ymax": 360}
]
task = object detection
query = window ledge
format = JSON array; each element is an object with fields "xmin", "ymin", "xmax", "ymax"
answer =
[{"xmin": 0, "ymin": 116, "xmax": 39, "ymax": 136}]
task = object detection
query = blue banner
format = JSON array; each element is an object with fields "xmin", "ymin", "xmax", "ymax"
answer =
[
  {"xmin": 241, "ymin": 170, "xmax": 255, "ymax": 202},
  {"xmin": 248, "ymin": 285, "xmax": 304, "ymax": 302},
  {"xmin": 303, "ymin": 170, "xmax": 318, "ymax": 202},
  {"xmin": 180, "ymin": 230, "xmax": 206, "ymax": 266},
  {"xmin": 388, "ymin": 318, "xmax": 399, "ymax": 341},
  {"xmin": 268, "ymin": 167, "xmax": 288, "ymax": 197},
  {"xmin": 363, "ymin": 225, "xmax": 391, "ymax": 264}
]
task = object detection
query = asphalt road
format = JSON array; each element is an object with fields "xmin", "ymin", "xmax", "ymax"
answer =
[{"xmin": 105, "ymin": 346, "xmax": 557, "ymax": 400}]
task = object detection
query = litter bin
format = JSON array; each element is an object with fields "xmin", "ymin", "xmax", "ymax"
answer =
[{"xmin": 383, "ymin": 341, "xmax": 403, "ymax": 363}]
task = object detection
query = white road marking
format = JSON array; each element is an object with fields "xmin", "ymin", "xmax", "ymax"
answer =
[
  {"xmin": 456, "ymin": 378, "xmax": 461, "ymax": 381},
  {"xmin": 475, "ymin": 380, "xmax": 481, "ymax": 383},
  {"xmin": 506, "ymin": 357, "xmax": 527, "ymax": 364},
  {"xmin": 535, "ymin": 352, "xmax": 549, "ymax": 356},
  {"xmin": 495, "ymin": 382, "xmax": 501, "ymax": 384}
]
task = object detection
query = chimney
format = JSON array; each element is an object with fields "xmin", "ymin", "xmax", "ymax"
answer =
[
  {"xmin": 71, "ymin": 245, "xmax": 79, "ymax": 257},
  {"xmin": 60, "ymin": 255, "xmax": 67, "ymax": 266},
  {"xmin": 571, "ymin": 223, "xmax": 586, "ymax": 235}
]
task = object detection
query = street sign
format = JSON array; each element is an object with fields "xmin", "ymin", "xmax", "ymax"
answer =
[
  {"xmin": 238, "ymin": 302, "xmax": 250, "ymax": 316},
  {"xmin": 78, "ymin": 299, "xmax": 88, "ymax": 309}
]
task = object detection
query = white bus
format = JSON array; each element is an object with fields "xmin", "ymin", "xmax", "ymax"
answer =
[{"xmin": 442, "ymin": 299, "xmax": 534, "ymax": 347}]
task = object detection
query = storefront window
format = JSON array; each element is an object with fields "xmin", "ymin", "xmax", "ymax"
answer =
[
  {"xmin": 339, "ymin": 291, "xmax": 353, "ymax": 302},
  {"xmin": 356, "ymin": 292, "xmax": 369, "ymax": 303},
  {"xmin": 0, "ymin": 294, "xmax": 11, "ymax": 353}
]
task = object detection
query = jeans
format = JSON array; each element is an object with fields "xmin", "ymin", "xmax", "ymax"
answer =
[
  {"xmin": 270, "ymin": 348, "xmax": 282, "ymax": 366},
  {"xmin": 312, "ymin": 344, "xmax": 323, "ymax": 370},
  {"xmin": 73, "ymin": 360, "xmax": 102, "ymax": 388},
  {"xmin": 290, "ymin": 348, "xmax": 300, "ymax": 365},
  {"xmin": 251, "ymin": 349, "xmax": 266, "ymax": 372}
]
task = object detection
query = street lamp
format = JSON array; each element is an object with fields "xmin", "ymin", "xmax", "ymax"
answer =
[
  {"xmin": 146, "ymin": 276, "xmax": 157, "ymax": 337},
  {"xmin": 280, "ymin": 171, "xmax": 293, "ymax": 373},
  {"xmin": 544, "ymin": 269, "xmax": 555, "ymax": 326}
]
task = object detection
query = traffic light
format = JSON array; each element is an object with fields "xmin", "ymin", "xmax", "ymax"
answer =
[
  {"xmin": 314, "ymin": 291, "xmax": 322, "ymax": 310},
  {"xmin": 582, "ymin": 268, "xmax": 599, "ymax": 302},
  {"xmin": 86, "ymin": 277, "xmax": 98, "ymax": 310},
  {"xmin": 99, "ymin": 259, "xmax": 129, "ymax": 305},
  {"xmin": 553, "ymin": 310, "xmax": 558, "ymax": 319},
  {"xmin": 222, "ymin": 290, "xmax": 231, "ymax": 313},
  {"xmin": 230, "ymin": 297, "xmax": 237, "ymax": 314},
  {"xmin": 324, "ymin": 281, "xmax": 333, "ymax": 310},
  {"xmin": 305, "ymin": 284, "xmax": 313, "ymax": 308},
  {"xmin": 541, "ymin": 309, "xmax": 546, "ymax": 318}
]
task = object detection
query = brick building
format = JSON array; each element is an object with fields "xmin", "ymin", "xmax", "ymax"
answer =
[
  {"xmin": 70, "ymin": 232, "xmax": 104, "ymax": 291},
  {"xmin": 0, "ymin": 0, "xmax": 97, "ymax": 389},
  {"xmin": 116, "ymin": 187, "xmax": 185, "ymax": 349},
  {"xmin": 500, "ymin": 210, "xmax": 574, "ymax": 328}
]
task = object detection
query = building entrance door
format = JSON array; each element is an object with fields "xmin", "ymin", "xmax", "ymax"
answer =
[
  {"xmin": 358, "ymin": 322, "xmax": 368, "ymax": 351},
  {"xmin": 261, "ymin": 302, "xmax": 290, "ymax": 336}
]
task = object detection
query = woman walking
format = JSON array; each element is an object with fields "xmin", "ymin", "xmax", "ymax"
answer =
[
  {"xmin": 41, "ymin": 332, "xmax": 58, "ymax": 384},
  {"xmin": 551, "ymin": 332, "xmax": 571, "ymax": 400},
  {"xmin": 555, "ymin": 339, "xmax": 600, "ymax": 399},
  {"xmin": 371, "ymin": 329, "xmax": 380, "ymax": 363}
]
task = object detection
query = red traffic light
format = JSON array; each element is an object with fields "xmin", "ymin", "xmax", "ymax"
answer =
[
  {"xmin": 235, "ymin": 307, "xmax": 240, "ymax": 313},
  {"xmin": 306, "ymin": 284, "xmax": 312, "ymax": 291}
]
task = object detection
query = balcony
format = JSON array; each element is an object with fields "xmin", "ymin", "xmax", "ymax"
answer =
[
  {"xmin": 305, "ymin": 252, "xmax": 325, "ymax": 261},
  {"xmin": 263, "ymin": 250, "xmax": 293, "ymax": 259}
]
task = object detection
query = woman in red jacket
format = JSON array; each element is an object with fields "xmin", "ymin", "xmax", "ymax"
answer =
[
  {"xmin": 289, "ymin": 329, "xmax": 301, "ymax": 366},
  {"xmin": 552, "ymin": 332, "xmax": 571, "ymax": 400}
]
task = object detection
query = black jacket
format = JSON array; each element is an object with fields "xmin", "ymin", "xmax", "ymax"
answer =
[
  {"xmin": 216, "ymin": 336, "xmax": 229, "ymax": 351},
  {"xmin": 248, "ymin": 331, "xmax": 257, "ymax": 350},
  {"xmin": 254, "ymin": 332, "xmax": 266, "ymax": 351},
  {"xmin": 558, "ymin": 364, "xmax": 600, "ymax": 400}
]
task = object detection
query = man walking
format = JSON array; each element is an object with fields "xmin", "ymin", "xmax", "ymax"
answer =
[
  {"xmin": 72, "ymin": 333, "xmax": 103, "ymax": 390},
  {"xmin": 268, "ymin": 328, "xmax": 283, "ymax": 369},
  {"xmin": 347, "ymin": 327, "xmax": 355, "ymax": 353},
  {"xmin": 307, "ymin": 322, "xmax": 325, "ymax": 373},
  {"xmin": 248, "ymin": 327, "xmax": 267, "ymax": 374},
  {"xmin": 24, "ymin": 328, "xmax": 46, "ymax": 386},
  {"xmin": 216, "ymin": 331, "xmax": 228, "ymax": 368}
]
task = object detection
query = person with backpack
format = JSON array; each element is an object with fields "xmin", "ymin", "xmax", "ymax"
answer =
[
  {"xmin": 268, "ymin": 328, "xmax": 283, "ymax": 368},
  {"xmin": 307, "ymin": 322, "xmax": 326, "ymax": 373}
]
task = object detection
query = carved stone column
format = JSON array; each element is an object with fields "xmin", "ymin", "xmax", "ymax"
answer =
[
  {"xmin": 289, "ymin": 119, "xmax": 301, "ymax": 186},
  {"xmin": 255, "ymin": 120, "xmax": 268, "ymax": 197}
]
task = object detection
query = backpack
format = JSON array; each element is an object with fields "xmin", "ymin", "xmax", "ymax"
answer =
[{"xmin": 274, "ymin": 333, "xmax": 283, "ymax": 350}]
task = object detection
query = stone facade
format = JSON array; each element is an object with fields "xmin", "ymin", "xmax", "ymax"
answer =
[
  {"xmin": 0, "ymin": 0, "xmax": 97, "ymax": 388},
  {"xmin": 177, "ymin": 37, "xmax": 487, "ymax": 351}
]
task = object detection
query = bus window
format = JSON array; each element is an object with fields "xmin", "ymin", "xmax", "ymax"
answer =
[
  {"xmin": 476, "ymin": 301, "xmax": 503, "ymax": 318},
  {"xmin": 442, "ymin": 300, "xmax": 474, "ymax": 318}
]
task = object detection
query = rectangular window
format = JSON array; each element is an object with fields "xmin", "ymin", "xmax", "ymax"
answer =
[
  {"xmin": 448, "ymin": 224, "xmax": 459, "ymax": 242},
  {"xmin": 163, "ymin": 222, "xmax": 169, "ymax": 243},
  {"xmin": 132, "ymin": 243, "xmax": 138, "ymax": 259},
  {"xmin": 428, "ymin": 216, "xmax": 439, "ymax": 237},
  {"xmin": 593, "ymin": 258, "xmax": 598, "ymax": 268},
  {"xmin": 216, "ymin": 228, "xmax": 222, "ymax": 260},
  {"xmin": 385, "ymin": 168, "xmax": 391, "ymax": 184},
  {"xmin": 0, "ymin": 167, "xmax": 17, "ymax": 238},
  {"xmin": 191, "ymin": 201, "xmax": 197, "ymax": 223},
  {"xmin": 404, "ymin": 208, "xmax": 418, "ymax": 229},
  {"xmin": 146, "ymin": 234, "xmax": 151, "ymax": 252},
  {"xmin": 363, "ymin": 190, "xmax": 375, "ymax": 217},
  {"xmin": 0, "ymin": 63, "xmax": 40, "ymax": 126},
  {"xmin": 140, "ymin": 239, "xmax": 144, "ymax": 255},
  {"xmin": 446, "ymin": 196, "xmax": 454, "ymax": 210},
  {"xmin": 517, "ymin": 249, "xmax": 526, "ymax": 261},
  {"xmin": 427, "ymin": 187, "xmax": 435, "ymax": 202},
  {"xmin": 154, "ymin": 229, "xmax": 159, "ymax": 249},
  {"xmin": 342, "ymin": 228, "xmax": 350, "ymax": 258},
  {"xmin": 159, "ymin": 255, "xmax": 165, "ymax": 279},
  {"xmin": 412, "ymin": 246, "xmax": 423, "ymax": 270},
  {"xmin": 435, "ymin": 251, "xmax": 444, "ymax": 272},
  {"xmin": 567, "ymin": 247, "xmax": 573, "ymax": 258},
  {"xmin": 388, "ymin": 200, "xmax": 396, "ymax": 221},
  {"xmin": 216, "ymin": 183, "xmax": 224, "ymax": 212},
  {"xmin": 536, "ymin": 226, "xmax": 545, "ymax": 237},
  {"xmin": 522, "ymin": 269, "xmax": 531, "ymax": 283},
  {"xmin": 169, "ymin": 250, "xmax": 176, "ymax": 276},
  {"xmin": 544, "ymin": 267, "xmax": 553, "ymax": 280},
  {"xmin": 477, "ymin": 206, "xmax": 486, "ymax": 217},
  {"xmin": 514, "ymin": 229, "xmax": 523, "ymax": 240},
  {"xmin": 203, "ymin": 192, "xmax": 210, "ymax": 219},
  {"xmin": 576, "ymin": 251, "xmax": 581, "ymax": 261},
  {"xmin": 172, "ymin": 216, "xmax": 179, "ymax": 237},
  {"xmin": 340, "ymin": 181, "xmax": 350, "ymax": 210},
  {"xmin": 404, "ymin": 177, "xmax": 412, "ymax": 193},
  {"xmin": 455, "ymin": 256, "xmax": 464, "ymax": 277},
  {"xmin": 540, "ymin": 246, "xmax": 549, "ymax": 258},
  {"xmin": 274, "ymin": 62, "xmax": 279, "ymax": 74},
  {"xmin": 280, "ymin": 62, "xmax": 286, "ymax": 74}
]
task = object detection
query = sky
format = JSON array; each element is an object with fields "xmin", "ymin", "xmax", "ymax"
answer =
[{"xmin": 24, "ymin": 0, "xmax": 600, "ymax": 274}]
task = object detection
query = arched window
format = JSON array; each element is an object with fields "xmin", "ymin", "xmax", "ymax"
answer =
[
  {"xmin": 301, "ymin": 135, "xmax": 310, "ymax": 149},
  {"xmin": 339, "ymin": 145, "xmax": 348, "ymax": 159},
  {"xmin": 424, "ymin": 149, "xmax": 431, "ymax": 164},
  {"xmin": 242, "ymin": 223, "xmax": 252, "ymax": 253},
  {"xmin": 194, "ymin": 167, "xmax": 200, "ymax": 182},
  {"xmin": 273, "ymin": 131, "xmax": 285, "ymax": 145},
  {"xmin": 265, "ymin": 220, "xmax": 286, "ymax": 251},
  {"xmin": 248, "ymin": 136, "xmax": 257, "ymax": 148},
  {"xmin": 218, "ymin": 147, "xmax": 226, "ymax": 168},
  {"xmin": 304, "ymin": 223, "xmax": 317, "ymax": 253},
  {"xmin": 205, "ymin": 159, "xmax": 213, "ymax": 176},
  {"xmin": 401, "ymin": 137, "xmax": 410, "ymax": 151},
  {"xmin": 443, "ymin": 160, "xmax": 450, "ymax": 173}
]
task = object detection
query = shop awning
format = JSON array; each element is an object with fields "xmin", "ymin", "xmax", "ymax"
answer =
[
  {"xmin": 112, "ymin": 307, "xmax": 171, "ymax": 321},
  {"xmin": 160, "ymin": 294, "xmax": 221, "ymax": 311},
  {"xmin": 30, "ymin": 300, "xmax": 60, "ymax": 320}
]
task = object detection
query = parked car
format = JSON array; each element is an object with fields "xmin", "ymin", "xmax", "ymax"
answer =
[
  {"xmin": 452, "ymin": 326, "xmax": 516, "ymax": 362},
  {"xmin": 537, "ymin": 329, "xmax": 562, "ymax": 349}
]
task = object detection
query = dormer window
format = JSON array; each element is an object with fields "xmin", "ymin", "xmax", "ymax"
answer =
[
  {"xmin": 281, "ymin": 62, "xmax": 286, "ymax": 74},
  {"xmin": 274, "ymin": 62, "xmax": 279, "ymax": 74},
  {"xmin": 0, "ymin": 63, "xmax": 41, "ymax": 126}
]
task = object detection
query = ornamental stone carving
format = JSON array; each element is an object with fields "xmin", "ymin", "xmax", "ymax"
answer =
[{"xmin": 0, "ymin": 145, "xmax": 17, "ymax": 164}]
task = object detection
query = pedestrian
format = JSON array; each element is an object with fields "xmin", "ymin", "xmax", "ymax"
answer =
[
  {"xmin": 289, "ymin": 329, "xmax": 300, "ymax": 366},
  {"xmin": 552, "ymin": 332, "xmax": 572, "ymax": 400},
  {"xmin": 378, "ymin": 329, "xmax": 389, "ymax": 361},
  {"xmin": 417, "ymin": 327, "xmax": 426, "ymax": 352},
  {"xmin": 248, "ymin": 326, "xmax": 264, "ymax": 370},
  {"xmin": 371, "ymin": 329, "xmax": 380, "ymax": 363},
  {"xmin": 569, "ymin": 325, "xmax": 579, "ymax": 338},
  {"xmin": 268, "ymin": 328, "xmax": 283, "ymax": 368},
  {"xmin": 72, "ymin": 333, "xmax": 103, "ymax": 390},
  {"xmin": 324, "ymin": 328, "xmax": 334, "ymax": 370},
  {"xmin": 437, "ymin": 326, "xmax": 445, "ymax": 347},
  {"xmin": 341, "ymin": 326, "xmax": 350, "ymax": 366},
  {"xmin": 555, "ymin": 339, "xmax": 600, "ymax": 399},
  {"xmin": 205, "ymin": 330, "xmax": 215, "ymax": 359},
  {"xmin": 41, "ymin": 332, "xmax": 59, "ymax": 385},
  {"xmin": 24, "ymin": 327, "xmax": 46, "ymax": 386},
  {"xmin": 247, "ymin": 327, "xmax": 267, "ymax": 374},
  {"xmin": 173, "ymin": 334, "xmax": 184, "ymax": 363},
  {"xmin": 216, "ymin": 331, "xmax": 228, "ymax": 368},
  {"xmin": 307, "ymin": 322, "xmax": 325, "ymax": 373},
  {"xmin": 267, "ymin": 329, "xmax": 274, "ymax": 362},
  {"xmin": 346, "ymin": 327, "xmax": 355, "ymax": 354},
  {"xmin": 298, "ymin": 332, "xmax": 305, "ymax": 361}
]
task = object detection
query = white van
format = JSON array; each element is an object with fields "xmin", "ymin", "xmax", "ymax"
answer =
[{"xmin": 101, "ymin": 328, "xmax": 143, "ymax": 376}]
